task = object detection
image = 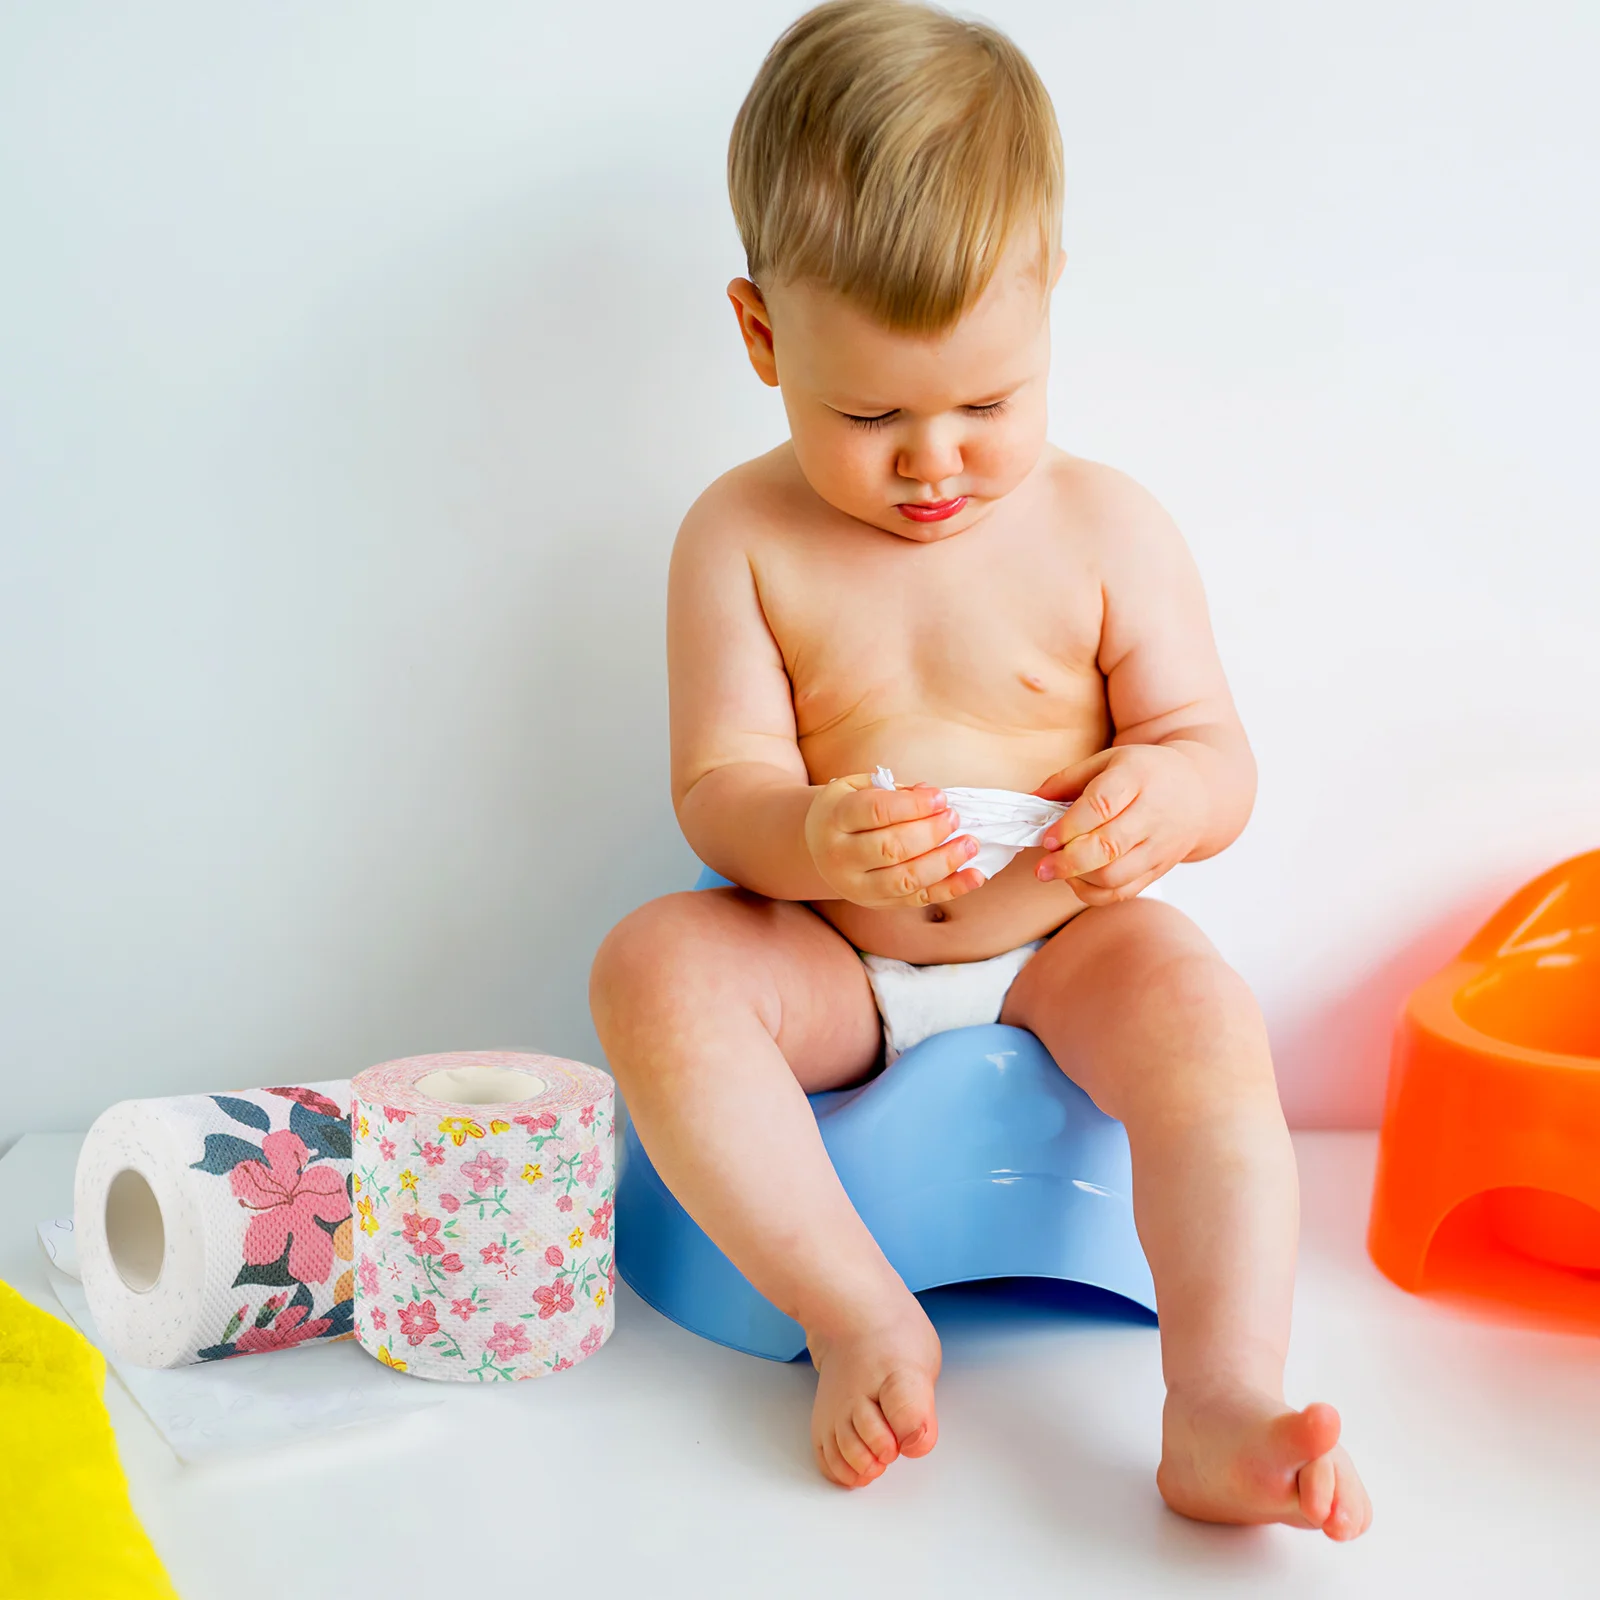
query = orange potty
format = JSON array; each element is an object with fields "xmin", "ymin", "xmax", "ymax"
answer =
[{"xmin": 1369, "ymin": 849, "xmax": 1600, "ymax": 1296}]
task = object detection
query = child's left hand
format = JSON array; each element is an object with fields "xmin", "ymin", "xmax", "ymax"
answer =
[{"xmin": 1031, "ymin": 744, "xmax": 1207, "ymax": 906}]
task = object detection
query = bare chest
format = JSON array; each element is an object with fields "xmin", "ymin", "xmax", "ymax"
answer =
[{"xmin": 751, "ymin": 512, "xmax": 1109, "ymax": 779}]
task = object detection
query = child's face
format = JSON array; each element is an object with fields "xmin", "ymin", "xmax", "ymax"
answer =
[{"xmin": 729, "ymin": 241, "xmax": 1062, "ymax": 542}]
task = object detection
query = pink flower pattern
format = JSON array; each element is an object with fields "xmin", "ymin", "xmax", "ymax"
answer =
[
  {"xmin": 349, "ymin": 1057, "xmax": 613, "ymax": 1379},
  {"xmin": 460, "ymin": 1150, "xmax": 508, "ymax": 1191},
  {"xmin": 484, "ymin": 1321, "xmax": 532, "ymax": 1362},
  {"xmin": 230, "ymin": 1129, "xmax": 349, "ymax": 1283}
]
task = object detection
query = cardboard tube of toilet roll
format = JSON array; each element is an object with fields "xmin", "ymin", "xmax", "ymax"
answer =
[{"xmin": 74, "ymin": 1083, "xmax": 356, "ymax": 1367}]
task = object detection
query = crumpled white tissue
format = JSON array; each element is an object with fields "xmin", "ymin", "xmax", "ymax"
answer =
[{"xmin": 871, "ymin": 766, "xmax": 1070, "ymax": 879}]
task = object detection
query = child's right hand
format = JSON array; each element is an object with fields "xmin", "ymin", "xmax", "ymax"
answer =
[{"xmin": 804, "ymin": 775, "xmax": 986, "ymax": 908}]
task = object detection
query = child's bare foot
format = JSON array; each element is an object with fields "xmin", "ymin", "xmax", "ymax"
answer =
[
  {"xmin": 806, "ymin": 1301, "xmax": 942, "ymax": 1488},
  {"xmin": 1157, "ymin": 1390, "xmax": 1372, "ymax": 1540}
]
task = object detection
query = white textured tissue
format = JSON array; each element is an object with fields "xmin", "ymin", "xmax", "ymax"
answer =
[
  {"xmin": 37, "ymin": 1217, "xmax": 439, "ymax": 1463},
  {"xmin": 871, "ymin": 766, "xmax": 1070, "ymax": 879}
]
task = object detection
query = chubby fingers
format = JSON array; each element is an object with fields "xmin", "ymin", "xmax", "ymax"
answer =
[
  {"xmin": 834, "ymin": 777, "xmax": 949, "ymax": 833},
  {"xmin": 1037, "ymin": 766, "xmax": 1143, "ymax": 881},
  {"xmin": 865, "ymin": 831, "xmax": 985, "ymax": 906}
]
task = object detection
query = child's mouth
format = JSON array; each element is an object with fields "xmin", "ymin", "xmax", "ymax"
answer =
[{"xmin": 896, "ymin": 496, "xmax": 968, "ymax": 523}]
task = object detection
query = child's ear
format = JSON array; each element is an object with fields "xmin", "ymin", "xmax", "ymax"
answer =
[
  {"xmin": 727, "ymin": 278, "xmax": 780, "ymax": 387},
  {"xmin": 1050, "ymin": 248, "xmax": 1067, "ymax": 290}
]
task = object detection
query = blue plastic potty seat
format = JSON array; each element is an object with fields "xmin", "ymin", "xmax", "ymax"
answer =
[{"xmin": 616, "ymin": 868, "xmax": 1157, "ymax": 1359}]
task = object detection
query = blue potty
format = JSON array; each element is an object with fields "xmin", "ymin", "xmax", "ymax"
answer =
[{"xmin": 616, "ymin": 871, "xmax": 1157, "ymax": 1360}]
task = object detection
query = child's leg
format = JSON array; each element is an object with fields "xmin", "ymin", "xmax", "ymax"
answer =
[
  {"xmin": 590, "ymin": 888, "xmax": 941, "ymax": 1488},
  {"xmin": 1003, "ymin": 898, "xmax": 1372, "ymax": 1541}
]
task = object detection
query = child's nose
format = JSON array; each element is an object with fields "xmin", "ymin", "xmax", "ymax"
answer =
[{"xmin": 896, "ymin": 426, "xmax": 963, "ymax": 489}]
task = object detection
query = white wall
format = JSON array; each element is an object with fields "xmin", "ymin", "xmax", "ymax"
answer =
[{"xmin": 2, "ymin": 1, "xmax": 1596, "ymax": 1143}]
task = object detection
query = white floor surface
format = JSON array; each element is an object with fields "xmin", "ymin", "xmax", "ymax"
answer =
[{"xmin": 4, "ymin": 1131, "xmax": 1598, "ymax": 1598}]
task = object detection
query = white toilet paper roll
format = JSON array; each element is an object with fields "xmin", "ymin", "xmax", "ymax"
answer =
[{"xmin": 75, "ymin": 1082, "xmax": 356, "ymax": 1368}]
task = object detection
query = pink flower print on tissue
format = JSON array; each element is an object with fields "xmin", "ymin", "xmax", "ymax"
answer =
[
  {"xmin": 379, "ymin": 1137, "xmax": 396, "ymax": 1161},
  {"xmin": 398, "ymin": 1299, "xmax": 440, "ymax": 1346},
  {"xmin": 544, "ymin": 1245, "xmax": 564, "ymax": 1268},
  {"xmin": 531, "ymin": 1278, "xmax": 575, "ymax": 1320},
  {"xmin": 440, "ymin": 1253, "xmax": 464, "ymax": 1275},
  {"xmin": 438, "ymin": 1193, "xmax": 461, "ymax": 1214},
  {"xmin": 579, "ymin": 1105, "xmax": 595, "ymax": 1129},
  {"xmin": 588, "ymin": 1200, "xmax": 613, "ymax": 1241},
  {"xmin": 383, "ymin": 1104, "xmax": 410, "ymax": 1124},
  {"xmin": 485, "ymin": 1322, "xmax": 531, "ymax": 1363},
  {"xmin": 450, "ymin": 1297, "xmax": 477, "ymax": 1322},
  {"xmin": 481, "ymin": 1241, "xmax": 506, "ymax": 1266},
  {"xmin": 230, "ymin": 1130, "xmax": 350, "ymax": 1283},
  {"xmin": 556, "ymin": 1195, "xmax": 574, "ymax": 1213},
  {"xmin": 358, "ymin": 1255, "xmax": 380, "ymax": 1298},
  {"xmin": 401, "ymin": 1212, "xmax": 444, "ymax": 1257},
  {"xmin": 234, "ymin": 1303, "xmax": 333, "ymax": 1355},
  {"xmin": 371, "ymin": 1307, "xmax": 388, "ymax": 1330},
  {"xmin": 580, "ymin": 1324, "xmax": 604, "ymax": 1359},
  {"xmin": 421, "ymin": 1142, "xmax": 446, "ymax": 1167},
  {"xmin": 578, "ymin": 1148, "xmax": 603, "ymax": 1189},
  {"xmin": 460, "ymin": 1150, "xmax": 508, "ymax": 1191},
  {"xmin": 515, "ymin": 1110, "xmax": 558, "ymax": 1135}
]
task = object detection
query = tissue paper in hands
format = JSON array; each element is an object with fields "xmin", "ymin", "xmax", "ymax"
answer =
[
  {"xmin": 75, "ymin": 1083, "xmax": 356, "ymax": 1368},
  {"xmin": 350, "ymin": 1051, "xmax": 615, "ymax": 1381},
  {"xmin": 871, "ymin": 766, "xmax": 1071, "ymax": 879}
]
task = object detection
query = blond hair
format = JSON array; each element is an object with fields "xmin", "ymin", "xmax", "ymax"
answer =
[{"xmin": 728, "ymin": 0, "xmax": 1063, "ymax": 334}]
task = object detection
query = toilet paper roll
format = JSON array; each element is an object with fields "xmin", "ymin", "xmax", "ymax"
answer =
[
  {"xmin": 75, "ymin": 1083, "xmax": 356, "ymax": 1368},
  {"xmin": 350, "ymin": 1051, "xmax": 615, "ymax": 1381}
]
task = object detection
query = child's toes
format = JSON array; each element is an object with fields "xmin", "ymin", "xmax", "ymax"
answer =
[
  {"xmin": 818, "ymin": 1433, "xmax": 864, "ymax": 1489},
  {"xmin": 851, "ymin": 1398, "xmax": 901, "ymax": 1467},
  {"xmin": 1322, "ymin": 1452, "xmax": 1372, "ymax": 1541},
  {"xmin": 835, "ymin": 1414, "xmax": 890, "ymax": 1483},
  {"xmin": 879, "ymin": 1365, "xmax": 939, "ymax": 1457},
  {"xmin": 1296, "ymin": 1451, "xmax": 1337, "ymax": 1528}
]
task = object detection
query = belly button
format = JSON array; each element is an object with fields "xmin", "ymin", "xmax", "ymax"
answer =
[
  {"xmin": 1020, "ymin": 673, "xmax": 1047, "ymax": 693},
  {"xmin": 924, "ymin": 904, "xmax": 950, "ymax": 923}
]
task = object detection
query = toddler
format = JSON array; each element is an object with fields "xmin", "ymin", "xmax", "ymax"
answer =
[{"xmin": 591, "ymin": 0, "xmax": 1370, "ymax": 1539}]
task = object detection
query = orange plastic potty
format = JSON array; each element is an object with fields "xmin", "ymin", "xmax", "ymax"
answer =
[{"xmin": 1369, "ymin": 849, "xmax": 1600, "ymax": 1296}]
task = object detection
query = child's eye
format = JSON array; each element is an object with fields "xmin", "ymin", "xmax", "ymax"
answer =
[
  {"xmin": 965, "ymin": 399, "xmax": 1011, "ymax": 418},
  {"xmin": 840, "ymin": 410, "xmax": 897, "ymax": 430}
]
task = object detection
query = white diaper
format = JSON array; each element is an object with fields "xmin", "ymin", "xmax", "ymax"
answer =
[{"xmin": 861, "ymin": 941, "xmax": 1043, "ymax": 1064}]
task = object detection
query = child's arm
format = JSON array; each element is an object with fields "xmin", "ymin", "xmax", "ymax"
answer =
[
  {"xmin": 668, "ymin": 490, "xmax": 981, "ymax": 905},
  {"xmin": 1034, "ymin": 471, "xmax": 1257, "ymax": 906}
]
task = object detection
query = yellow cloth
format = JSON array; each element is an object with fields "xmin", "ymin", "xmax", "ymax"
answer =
[{"xmin": 0, "ymin": 1279, "xmax": 178, "ymax": 1599}]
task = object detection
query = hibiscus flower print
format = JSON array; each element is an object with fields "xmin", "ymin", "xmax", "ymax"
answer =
[
  {"xmin": 460, "ymin": 1150, "xmax": 508, "ymax": 1191},
  {"xmin": 265, "ymin": 1085, "xmax": 345, "ymax": 1121},
  {"xmin": 400, "ymin": 1211, "xmax": 444, "ymax": 1257},
  {"xmin": 531, "ymin": 1279, "xmax": 575, "ymax": 1320},
  {"xmin": 483, "ymin": 1322, "xmax": 531, "ymax": 1363},
  {"xmin": 397, "ymin": 1298, "xmax": 440, "ymax": 1346},
  {"xmin": 230, "ymin": 1129, "xmax": 350, "ymax": 1282},
  {"xmin": 233, "ymin": 1303, "xmax": 333, "ymax": 1354}
]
